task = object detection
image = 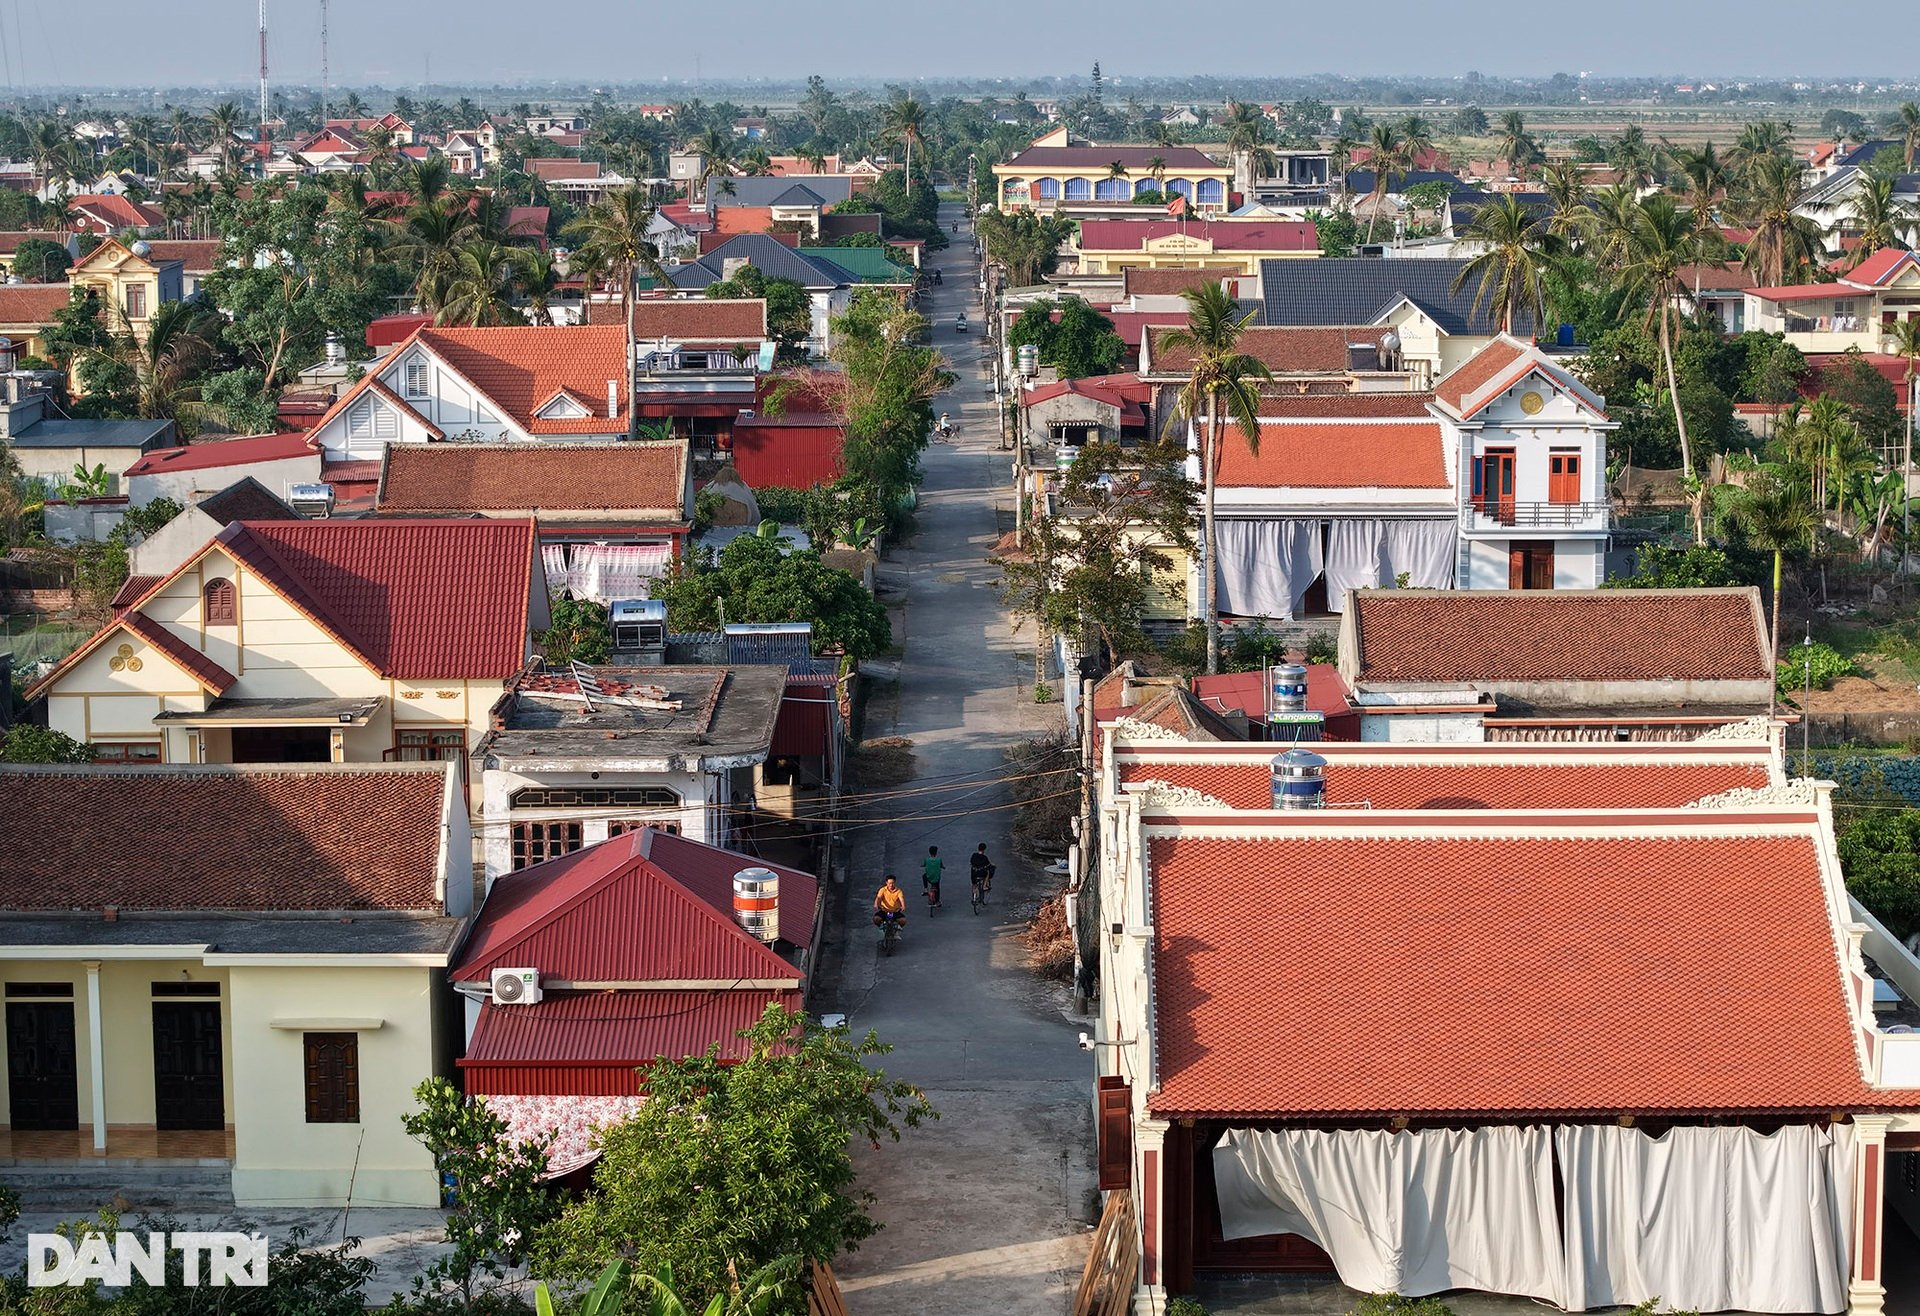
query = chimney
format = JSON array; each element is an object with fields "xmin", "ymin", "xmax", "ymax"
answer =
[
  {"xmin": 732, "ymin": 867, "xmax": 779, "ymax": 942},
  {"xmin": 607, "ymin": 379, "xmax": 619, "ymax": 419}
]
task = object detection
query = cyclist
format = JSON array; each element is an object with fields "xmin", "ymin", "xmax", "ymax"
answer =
[
  {"xmin": 921, "ymin": 845, "xmax": 944, "ymax": 912},
  {"xmin": 873, "ymin": 875, "xmax": 907, "ymax": 929},
  {"xmin": 969, "ymin": 843, "xmax": 994, "ymax": 907}
]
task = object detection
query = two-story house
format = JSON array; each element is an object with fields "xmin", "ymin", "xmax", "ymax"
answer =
[
  {"xmin": 66, "ymin": 237, "xmax": 185, "ymax": 341},
  {"xmin": 587, "ymin": 296, "xmax": 771, "ymax": 451},
  {"xmin": 993, "ymin": 128, "xmax": 1232, "ymax": 213},
  {"xmin": 24, "ymin": 518, "xmax": 547, "ymax": 810},
  {"xmin": 1744, "ymin": 248, "xmax": 1920, "ymax": 355},
  {"xmin": 305, "ymin": 325, "xmax": 634, "ymax": 472}
]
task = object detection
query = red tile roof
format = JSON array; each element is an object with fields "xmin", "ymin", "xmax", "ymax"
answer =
[
  {"xmin": 1212, "ymin": 419, "xmax": 1449, "ymax": 489},
  {"xmin": 1842, "ymin": 246, "xmax": 1919, "ymax": 288},
  {"xmin": 1350, "ymin": 589, "xmax": 1771, "ymax": 683},
  {"xmin": 0, "ymin": 765, "xmax": 450, "ymax": 912},
  {"xmin": 415, "ymin": 325, "xmax": 631, "ymax": 435},
  {"xmin": 110, "ymin": 574, "xmax": 163, "ymax": 613},
  {"xmin": 65, "ymin": 193, "xmax": 165, "ymax": 232},
  {"xmin": 217, "ymin": 518, "xmax": 537, "ymax": 679},
  {"xmin": 1433, "ymin": 336, "xmax": 1529, "ymax": 411},
  {"xmin": 504, "ymin": 206, "xmax": 550, "ymax": 239},
  {"xmin": 1434, "ymin": 337, "xmax": 1605, "ymax": 421},
  {"xmin": 124, "ymin": 433, "xmax": 314, "ymax": 477},
  {"xmin": 1150, "ymin": 325, "xmax": 1394, "ymax": 376},
  {"xmin": 1078, "ymin": 219, "xmax": 1317, "ymax": 253},
  {"xmin": 1146, "ymin": 822, "xmax": 1886, "ymax": 1117},
  {"xmin": 375, "ymin": 443, "xmax": 687, "ymax": 520},
  {"xmin": 452, "ymin": 829, "xmax": 807, "ymax": 984},
  {"xmin": 1115, "ymin": 747, "xmax": 1771, "ymax": 810},
  {"xmin": 592, "ymin": 296, "xmax": 769, "ymax": 342},
  {"xmin": 0, "ymin": 281, "xmax": 74, "ymax": 325},
  {"xmin": 1021, "ymin": 372, "xmax": 1152, "ymax": 423},
  {"xmin": 1746, "ymin": 282, "xmax": 1851, "ymax": 303},
  {"xmin": 1189, "ymin": 665, "xmax": 1358, "ymax": 737},
  {"xmin": 118, "ymin": 613, "xmax": 237, "ymax": 693}
]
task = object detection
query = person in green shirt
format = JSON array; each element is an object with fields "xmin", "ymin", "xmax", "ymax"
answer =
[{"xmin": 921, "ymin": 846, "xmax": 944, "ymax": 912}]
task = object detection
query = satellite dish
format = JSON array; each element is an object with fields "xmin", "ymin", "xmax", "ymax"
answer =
[{"xmin": 130, "ymin": 240, "xmax": 151, "ymax": 257}]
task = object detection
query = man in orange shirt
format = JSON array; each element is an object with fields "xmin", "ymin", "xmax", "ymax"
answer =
[{"xmin": 873, "ymin": 874, "xmax": 907, "ymax": 926}]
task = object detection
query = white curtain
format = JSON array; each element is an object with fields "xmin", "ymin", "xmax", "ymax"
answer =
[
  {"xmin": 540, "ymin": 544, "xmax": 572, "ymax": 595},
  {"xmin": 1379, "ymin": 519, "xmax": 1457, "ymax": 591},
  {"xmin": 1323, "ymin": 520, "xmax": 1383, "ymax": 613},
  {"xmin": 1213, "ymin": 1126, "xmax": 1567, "ymax": 1304},
  {"xmin": 1556, "ymin": 1123, "xmax": 1854, "ymax": 1314},
  {"xmin": 565, "ymin": 544, "xmax": 673, "ymax": 604},
  {"xmin": 1212, "ymin": 519, "xmax": 1324, "ymax": 620}
]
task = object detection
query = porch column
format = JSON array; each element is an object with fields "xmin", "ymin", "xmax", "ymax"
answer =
[
  {"xmin": 82, "ymin": 961, "xmax": 106, "ymax": 1152},
  {"xmin": 1852, "ymin": 1115, "xmax": 1894, "ymax": 1316},
  {"xmin": 1133, "ymin": 1118, "xmax": 1168, "ymax": 1316},
  {"xmin": 328, "ymin": 728, "xmax": 345, "ymax": 763}
]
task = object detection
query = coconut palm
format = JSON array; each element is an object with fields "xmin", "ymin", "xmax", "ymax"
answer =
[
  {"xmin": 127, "ymin": 299, "xmax": 222, "ymax": 420},
  {"xmin": 1496, "ymin": 110, "xmax": 1540, "ymax": 181},
  {"xmin": 1889, "ymin": 317, "xmax": 1920, "ymax": 543},
  {"xmin": 1895, "ymin": 102, "xmax": 1920, "ymax": 172},
  {"xmin": 881, "ymin": 91, "xmax": 927, "ymax": 196},
  {"xmin": 564, "ymin": 184, "xmax": 671, "ymax": 428},
  {"xmin": 516, "ymin": 248, "xmax": 563, "ymax": 326},
  {"xmin": 1398, "ymin": 115, "xmax": 1435, "ymax": 171},
  {"xmin": 1452, "ymin": 194, "xmax": 1555, "ymax": 335},
  {"xmin": 1360, "ymin": 122, "xmax": 1405, "ymax": 244},
  {"xmin": 439, "ymin": 241, "xmax": 526, "ymax": 327},
  {"xmin": 1157, "ymin": 282, "xmax": 1274, "ymax": 674},
  {"xmin": 1740, "ymin": 472, "xmax": 1818, "ymax": 711},
  {"xmin": 1845, "ymin": 170, "xmax": 1917, "ymax": 262},
  {"xmin": 1583, "ymin": 182, "xmax": 1644, "ymax": 272},
  {"xmin": 689, "ymin": 128, "xmax": 736, "ymax": 214},
  {"xmin": 1728, "ymin": 120, "xmax": 1793, "ymax": 181},
  {"xmin": 1734, "ymin": 155, "xmax": 1828, "ymax": 287},
  {"xmin": 206, "ymin": 101, "xmax": 243, "ymax": 173},
  {"xmin": 406, "ymin": 155, "xmax": 454, "ymax": 205},
  {"xmin": 1146, "ymin": 155, "xmax": 1167, "ymax": 193},
  {"xmin": 1537, "ymin": 161, "xmax": 1590, "ymax": 245},
  {"xmin": 26, "ymin": 120, "xmax": 74, "ymax": 200},
  {"xmin": 1148, "ymin": 120, "xmax": 1179, "ymax": 149},
  {"xmin": 736, "ymin": 146, "xmax": 774, "ymax": 177},
  {"xmin": 1607, "ymin": 124, "xmax": 1658, "ymax": 190},
  {"xmin": 1618, "ymin": 194, "xmax": 1709, "ymax": 543},
  {"xmin": 391, "ymin": 197, "xmax": 481, "ymax": 311},
  {"xmin": 1223, "ymin": 100, "xmax": 1277, "ymax": 183}
]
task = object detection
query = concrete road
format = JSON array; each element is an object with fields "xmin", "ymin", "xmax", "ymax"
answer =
[{"xmin": 815, "ymin": 201, "xmax": 1097, "ymax": 1316}]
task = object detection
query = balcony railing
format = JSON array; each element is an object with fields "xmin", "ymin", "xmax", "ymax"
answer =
[{"xmin": 1460, "ymin": 499, "xmax": 1610, "ymax": 531}]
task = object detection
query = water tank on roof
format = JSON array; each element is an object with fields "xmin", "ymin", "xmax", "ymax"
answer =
[
  {"xmin": 1270, "ymin": 749, "xmax": 1327, "ymax": 811},
  {"xmin": 1267, "ymin": 664, "xmax": 1309, "ymax": 716},
  {"xmin": 129, "ymin": 239, "xmax": 151, "ymax": 257},
  {"xmin": 732, "ymin": 867, "xmax": 779, "ymax": 943}
]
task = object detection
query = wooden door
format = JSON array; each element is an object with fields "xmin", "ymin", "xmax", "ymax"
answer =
[
  {"xmin": 1548, "ymin": 451, "xmax": 1581, "ymax": 505},
  {"xmin": 152, "ymin": 1002, "xmax": 225, "ymax": 1130},
  {"xmin": 6, "ymin": 1001, "xmax": 79, "ymax": 1130},
  {"xmin": 1508, "ymin": 541, "xmax": 1556, "ymax": 590},
  {"xmin": 1475, "ymin": 449, "xmax": 1516, "ymax": 523}
]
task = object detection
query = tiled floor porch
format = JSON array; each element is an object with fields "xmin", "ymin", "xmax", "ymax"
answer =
[{"xmin": 0, "ymin": 1126, "xmax": 234, "ymax": 1163}]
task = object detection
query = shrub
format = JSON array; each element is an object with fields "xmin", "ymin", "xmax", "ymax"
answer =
[
  {"xmin": 1346, "ymin": 1297, "xmax": 1457, "ymax": 1316},
  {"xmin": 0, "ymin": 726, "xmax": 94, "ymax": 763},
  {"xmin": 1167, "ymin": 1299, "xmax": 1210, "ymax": 1316},
  {"xmin": 1778, "ymin": 640, "xmax": 1852, "ymax": 699}
]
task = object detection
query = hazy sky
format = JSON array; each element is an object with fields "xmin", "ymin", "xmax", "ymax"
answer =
[{"xmin": 11, "ymin": 0, "xmax": 1907, "ymax": 88}]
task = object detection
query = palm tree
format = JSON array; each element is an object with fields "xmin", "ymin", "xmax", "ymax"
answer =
[
  {"xmin": 1734, "ymin": 155, "xmax": 1828, "ymax": 287},
  {"xmin": 1157, "ymin": 283, "xmax": 1273, "ymax": 674},
  {"xmin": 516, "ymin": 248, "xmax": 563, "ymax": 325},
  {"xmin": 1361, "ymin": 122, "xmax": 1405, "ymax": 244},
  {"xmin": 689, "ymin": 128, "xmax": 736, "ymax": 215},
  {"xmin": 1147, "ymin": 120, "xmax": 1179, "ymax": 149},
  {"xmin": 1618, "ymin": 194, "xmax": 1708, "ymax": 543},
  {"xmin": 439, "ymin": 241, "xmax": 526, "ymax": 327},
  {"xmin": 127, "ymin": 300, "xmax": 222, "ymax": 419},
  {"xmin": 392, "ymin": 197, "xmax": 481, "ymax": 312},
  {"xmin": 1740, "ymin": 472, "xmax": 1818, "ymax": 713},
  {"xmin": 564, "ymin": 184, "xmax": 671, "ymax": 430},
  {"xmin": 1452, "ymin": 194, "xmax": 1555, "ymax": 335},
  {"xmin": 1895, "ymin": 102, "xmax": 1920, "ymax": 172},
  {"xmin": 1583, "ymin": 182, "xmax": 1644, "ymax": 272},
  {"xmin": 1888, "ymin": 317, "xmax": 1920, "ymax": 545},
  {"xmin": 206, "ymin": 101, "xmax": 243, "ymax": 173},
  {"xmin": 1607, "ymin": 124, "xmax": 1657, "ymax": 190},
  {"xmin": 1844, "ymin": 169, "xmax": 1917, "ymax": 262},
  {"xmin": 881, "ymin": 91, "xmax": 927, "ymax": 197},
  {"xmin": 1665, "ymin": 144, "xmax": 1731, "ymax": 299},
  {"xmin": 1537, "ymin": 161, "xmax": 1590, "ymax": 245},
  {"xmin": 1398, "ymin": 115, "xmax": 1435, "ymax": 171},
  {"xmin": 1496, "ymin": 110, "xmax": 1539, "ymax": 181},
  {"xmin": 736, "ymin": 146, "xmax": 774, "ymax": 177},
  {"xmin": 1728, "ymin": 120, "xmax": 1793, "ymax": 181},
  {"xmin": 26, "ymin": 120, "xmax": 73, "ymax": 201},
  {"xmin": 1223, "ymin": 100, "xmax": 1277, "ymax": 185},
  {"xmin": 1146, "ymin": 155, "xmax": 1167, "ymax": 193},
  {"xmin": 406, "ymin": 156, "xmax": 454, "ymax": 205}
]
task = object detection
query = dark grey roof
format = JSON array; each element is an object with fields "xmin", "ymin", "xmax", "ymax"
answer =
[
  {"xmin": 1840, "ymin": 139, "xmax": 1900, "ymax": 168},
  {"xmin": 195, "ymin": 476, "xmax": 297, "ymax": 523},
  {"xmin": 674, "ymin": 234, "xmax": 851, "ymax": 290},
  {"xmin": 667, "ymin": 261, "xmax": 720, "ymax": 290},
  {"xmin": 0, "ymin": 912, "xmax": 467, "ymax": 956},
  {"xmin": 1342, "ymin": 169, "xmax": 1465, "ymax": 194},
  {"xmin": 1259, "ymin": 257, "xmax": 1537, "ymax": 337},
  {"xmin": 7, "ymin": 417, "xmax": 175, "ymax": 449},
  {"xmin": 714, "ymin": 175, "xmax": 855, "ymax": 208}
]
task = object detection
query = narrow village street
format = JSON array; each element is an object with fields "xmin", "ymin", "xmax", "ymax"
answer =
[{"xmin": 814, "ymin": 201, "xmax": 1098, "ymax": 1316}]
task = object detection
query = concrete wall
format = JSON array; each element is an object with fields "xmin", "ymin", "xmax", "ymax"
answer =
[
  {"xmin": 129, "ymin": 454, "xmax": 321, "ymax": 509},
  {"xmin": 43, "ymin": 499, "xmax": 126, "ymax": 545},
  {"xmin": 480, "ymin": 764, "xmax": 713, "ymax": 885}
]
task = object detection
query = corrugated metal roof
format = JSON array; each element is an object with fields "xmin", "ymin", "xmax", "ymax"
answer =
[
  {"xmin": 463, "ymin": 988, "xmax": 802, "ymax": 1070},
  {"xmin": 644, "ymin": 829, "xmax": 818, "ymax": 949}
]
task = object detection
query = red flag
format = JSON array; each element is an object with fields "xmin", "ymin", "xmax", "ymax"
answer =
[{"xmin": 1166, "ymin": 193, "xmax": 1187, "ymax": 218}]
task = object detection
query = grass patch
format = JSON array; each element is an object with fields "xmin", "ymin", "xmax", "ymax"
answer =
[{"xmin": 849, "ymin": 736, "xmax": 916, "ymax": 790}]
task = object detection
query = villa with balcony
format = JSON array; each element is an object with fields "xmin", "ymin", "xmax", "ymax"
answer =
[
  {"xmin": 992, "ymin": 127, "xmax": 1232, "ymax": 216},
  {"xmin": 1743, "ymin": 248, "xmax": 1920, "ymax": 355}
]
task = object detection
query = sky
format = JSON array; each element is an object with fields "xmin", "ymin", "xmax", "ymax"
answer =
[{"xmin": 8, "ymin": 0, "xmax": 1907, "ymax": 89}]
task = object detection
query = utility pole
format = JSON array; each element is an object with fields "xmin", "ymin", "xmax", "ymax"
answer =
[
  {"xmin": 319, "ymin": 0, "xmax": 329, "ymax": 125},
  {"xmin": 257, "ymin": 0, "xmax": 270, "ymax": 157}
]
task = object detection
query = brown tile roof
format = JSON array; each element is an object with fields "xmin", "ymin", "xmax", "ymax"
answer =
[
  {"xmin": 0, "ymin": 764, "xmax": 451, "ymax": 912},
  {"xmin": 1147, "ymin": 821, "xmax": 1893, "ymax": 1117},
  {"xmin": 1213, "ymin": 420, "xmax": 1449, "ymax": 490},
  {"xmin": 139, "ymin": 240, "xmax": 223, "ymax": 273},
  {"xmin": 593, "ymin": 296, "xmax": 769, "ymax": 342},
  {"xmin": 525, "ymin": 158, "xmax": 600, "ymax": 181},
  {"xmin": 1675, "ymin": 262, "xmax": 1756, "ymax": 291},
  {"xmin": 376, "ymin": 443, "xmax": 687, "ymax": 520},
  {"xmin": 1350, "ymin": 589, "xmax": 1771, "ymax": 684},
  {"xmin": 1150, "ymin": 324, "xmax": 1395, "ymax": 376},
  {"xmin": 1433, "ymin": 336, "xmax": 1529, "ymax": 411},
  {"xmin": 0, "ymin": 281, "xmax": 74, "ymax": 325},
  {"xmin": 416, "ymin": 325, "xmax": 630, "ymax": 435},
  {"xmin": 1122, "ymin": 267, "xmax": 1231, "ymax": 298},
  {"xmin": 1251, "ymin": 391, "xmax": 1437, "ymax": 417}
]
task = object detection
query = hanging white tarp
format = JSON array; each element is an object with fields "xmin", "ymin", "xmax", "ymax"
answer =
[
  {"xmin": 1212, "ymin": 519, "xmax": 1324, "ymax": 620},
  {"xmin": 1213, "ymin": 1126, "xmax": 1567, "ymax": 1304},
  {"xmin": 1378, "ymin": 519, "xmax": 1456, "ymax": 591},
  {"xmin": 1556, "ymin": 1122, "xmax": 1854, "ymax": 1314}
]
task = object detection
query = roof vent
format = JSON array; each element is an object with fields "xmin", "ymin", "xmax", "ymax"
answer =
[
  {"xmin": 607, "ymin": 378, "xmax": 619, "ymax": 419},
  {"xmin": 1270, "ymin": 749, "xmax": 1327, "ymax": 810},
  {"xmin": 732, "ymin": 866, "xmax": 779, "ymax": 942}
]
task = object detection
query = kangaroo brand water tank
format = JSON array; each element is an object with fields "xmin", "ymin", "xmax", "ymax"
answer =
[
  {"xmin": 732, "ymin": 867, "xmax": 779, "ymax": 942},
  {"xmin": 1270, "ymin": 749, "xmax": 1327, "ymax": 810},
  {"xmin": 1268, "ymin": 663, "xmax": 1309, "ymax": 716}
]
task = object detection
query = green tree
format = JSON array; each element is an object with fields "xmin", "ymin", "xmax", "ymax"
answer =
[
  {"xmin": 1619, "ymin": 194, "xmax": 1709, "ymax": 543},
  {"xmin": 881, "ymin": 91, "xmax": 927, "ymax": 197},
  {"xmin": 399, "ymin": 1076, "xmax": 558, "ymax": 1310},
  {"xmin": 1739, "ymin": 472, "xmax": 1818, "ymax": 711},
  {"xmin": 1452, "ymin": 193, "xmax": 1554, "ymax": 334},
  {"xmin": 535, "ymin": 1257, "xmax": 799, "ymax": 1316},
  {"xmin": 1495, "ymin": 110, "xmax": 1540, "ymax": 180},
  {"xmin": 1360, "ymin": 121, "xmax": 1405, "ymax": 244},
  {"xmin": 537, "ymin": 1006, "xmax": 934, "ymax": 1314},
  {"xmin": 1839, "ymin": 809, "xmax": 1920, "ymax": 938},
  {"xmin": 975, "ymin": 209, "xmax": 1073, "ymax": 287},
  {"xmin": 703, "ymin": 264, "xmax": 810, "ymax": 361},
  {"xmin": 1307, "ymin": 208, "xmax": 1359, "ymax": 258},
  {"xmin": 539, "ymin": 595, "xmax": 612, "ymax": 665},
  {"xmin": 0, "ymin": 725, "xmax": 94, "ymax": 763},
  {"xmin": 190, "ymin": 367, "xmax": 280, "ymax": 436},
  {"xmin": 10, "ymin": 236, "xmax": 68, "ymax": 283},
  {"xmin": 1892, "ymin": 101, "xmax": 1920, "ymax": 172},
  {"xmin": 1604, "ymin": 543, "xmax": 1748, "ymax": 589},
  {"xmin": 1732, "ymin": 155, "xmax": 1827, "ymax": 288},
  {"xmin": 1007, "ymin": 297, "xmax": 1125, "ymax": 380},
  {"xmin": 1158, "ymin": 282, "xmax": 1273, "ymax": 674},
  {"xmin": 1453, "ymin": 105, "xmax": 1489, "ymax": 136},
  {"xmin": 652, "ymin": 535, "xmax": 891, "ymax": 660},
  {"xmin": 1844, "ymin": 168, "xmax": 1917, "ymax": 264},
  {"xmin": 565, "ymin": 185, "xmax": 671, "ymax": 417},
  {"xmin": 821, "ymin": 289, "xmax": 953, "ymax": 521}
]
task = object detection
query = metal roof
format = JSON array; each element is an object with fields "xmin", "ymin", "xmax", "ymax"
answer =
[{"xmin": 1259, "ymin": 256, "xmax": 1539, "ymax": 337}]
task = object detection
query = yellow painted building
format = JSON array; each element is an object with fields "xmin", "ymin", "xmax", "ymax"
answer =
[
  {"xmin": 66, "ymin": 237, "xmax": 185, "ymax": 343},
  {"xmin": 1073, "ymin": 219, "xmax": 1321, "ymax": 277},
  {"xmin": 993, "ymin": 127, "xmax": 1233, "ymax": 212}
]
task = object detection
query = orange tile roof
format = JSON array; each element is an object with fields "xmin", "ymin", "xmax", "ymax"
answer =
[
  {"xmin": 1350, "ymin": 589, "xmax": 1771, "ymax": 683},
  {"xmin": 1433, "ymin": 336, "xmax": 1529, "ymax": 411},
  {"xmin": 376, "ymin": 443, "xmax": 687, "ymax": 520},
  {"xmin": 66, "ymin": 193, "xmax": 165, "ymax": 231},
  {"xmin": 1146, "ymin": 822, "xmax": 1893, "ymax": 1117},
  {"xmin": 1252, "ymin": 391, "xmax": 1436, "ymax": 417},
  {"xmin": 1149, "ymin": 325, "xmax": 1395, "ymax": 376},
  {"xmin": 1212, "ymin": 420, "xmax": 1448, "ymax": 489},
  {"xmin": 0, "ymin": 281, "xmax": 74, "ymax": 325},
  {"xmin": 593, "ymin": 297, "xmax": 769, "ymax": 342},
  {"xmin": 415, "ymin": 325, "xmax": 631, "ymax": 435},
  {"xmin": 124, "ymin": 432, "xmax": 314, "ymax": 476}
]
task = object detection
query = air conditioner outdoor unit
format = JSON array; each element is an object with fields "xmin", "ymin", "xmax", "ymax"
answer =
[{"xmin": 489, "ymin": 968, "xmax": 543, "ymax": 1005}]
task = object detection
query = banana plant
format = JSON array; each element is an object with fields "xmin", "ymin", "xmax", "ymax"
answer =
[
  {"xmin": 534, "ymin": 1257, "xmax": 799, "ymax": 1316},
  {"xmin": 535, "ymin": 1259, "xmax": 631, "ymax": 1316}
]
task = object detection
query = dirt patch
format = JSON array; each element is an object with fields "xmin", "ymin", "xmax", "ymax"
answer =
[
  {"xmin": 850, "ymin": 736, "xmax": 917, "ymax": 790},
  {"xmin": 1021, "ymin": 892, "xmax": 1075, "ymax": 982},
  {"xmin": 1800, "ymin": 673, "xmax": 1920, "ymax": 715}
]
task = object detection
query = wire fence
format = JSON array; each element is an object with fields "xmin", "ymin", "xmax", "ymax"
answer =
[{"xmin": 0, "ymin": 613, "xmax": 90, "ymax": 669}]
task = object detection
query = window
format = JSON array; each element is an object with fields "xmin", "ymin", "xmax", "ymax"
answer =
[
  {"xmin": 5, "ymin": 982, "xmax": 74, "ymax": 998},
  {"xmin": 151, "ymin": 981, "xmax": 220, "ymax": 997},
  {"xmin": 510, "ymin": 785, "xmax": 680, "ymax": 809},
  {"xmin": 393, "ymin": 729, "xmax": 467, "ymax": 782},
  {"xmin": 125, "ymin": 286, "xmax": 146, "ymax": 320},
  {"xmin": 404, "ymin": 355, "xmax": 430, "ymax": 398},
  {"xmin": 92, "ymin": 742, "xmax": 162, "ymax": 764},
  {"xmin": 302, "ymin": 1032, "xmax": 359, "ymax": 1123},
  {"xmin": 511, "ymin": 821, "xmax": 584, "ymax": 870},
  {"xmin": 203, "ymin": 578, "xmax": 236, "ymax": 626},
  {"xmin": 607, "ymin": 818, "xmax": 681, "ymax": 837},
  {"xmin": 1548, "ymin": 451, "xmax": 1582, "ymax": 505},
  {"xmin": 1063, "ymin": 177, "xmax": 1092, "ymax": 201}
]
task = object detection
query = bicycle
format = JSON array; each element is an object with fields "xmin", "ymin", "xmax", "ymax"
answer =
[
  {"xmin": 877, "ymin": 914, "xmax": 903, "ymax": 956},
  {"xmin": 970, "ymin": 874, "xmax": 987, "ymax": 914}
]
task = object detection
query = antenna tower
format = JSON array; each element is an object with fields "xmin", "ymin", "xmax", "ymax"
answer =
[
  {"xmin": 257, "ymin": 0, "xmax": 270, "ymax": 153},
  {"xmin": 319, "ymin": 0, "xmax": 329, "ymax": 123}
]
